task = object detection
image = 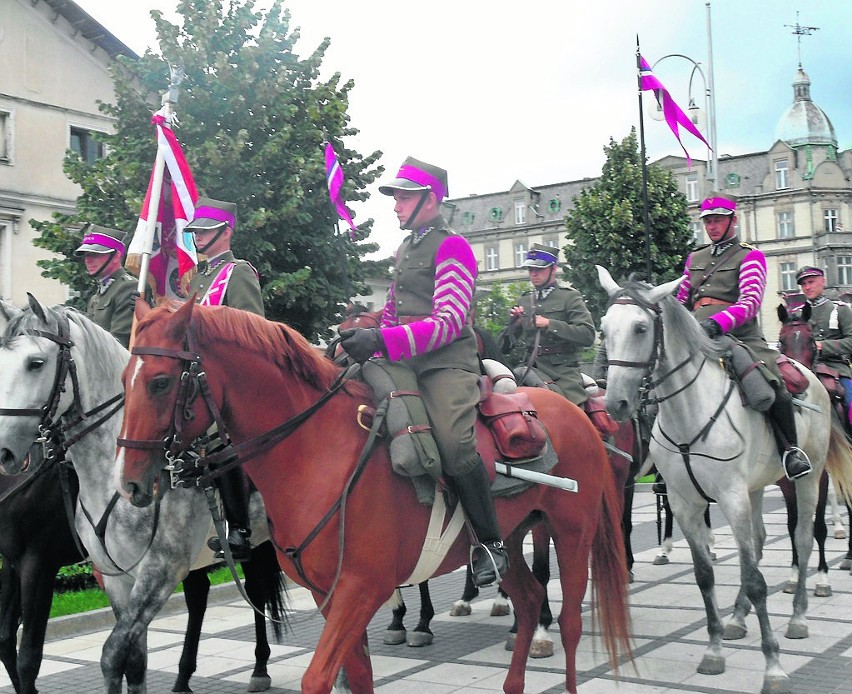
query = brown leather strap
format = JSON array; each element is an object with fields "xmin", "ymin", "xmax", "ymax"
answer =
[
  {"xmin": 693, "ymin": 297, "xmax": 733, "ymax": 309},
  {"xmin": 397, "ymin": 315, "xmax": 431, "ymax": 325}
]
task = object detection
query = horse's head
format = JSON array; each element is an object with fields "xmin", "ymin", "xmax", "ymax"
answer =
[
  {"xmin": 596, "ymin": 266, "xmax": 687, "ymax": 421},
  {"xmin": 116, "ymin": 299, "xmax": 216, "ymax": 507},
  {"xmin": 777, "ymin": 302, "xmax": 816, "ymax": 369},
  {"xmin": 0, "ymin": 296, "xmax": 78, "ymax": 474}
]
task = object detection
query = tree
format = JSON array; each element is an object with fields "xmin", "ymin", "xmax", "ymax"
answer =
[
  {"xmin": 33, "ymin": 0, "xmax": 382, "ymax": 341},
  {"xmin": 563, "ymin": 128, "xmax": 693, "ymax": 322}
]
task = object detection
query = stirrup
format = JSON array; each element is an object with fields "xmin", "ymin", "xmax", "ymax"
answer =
[
  {"xmin": 469, "ymin": 541, "xmax": 508, "ymax": 587},
  {"xmin": 782, "ymin": 447, "xmax": 811, "ymax": 481}
]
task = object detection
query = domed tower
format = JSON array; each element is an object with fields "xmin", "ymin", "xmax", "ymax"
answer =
[{"xmin": 774, "ymin": 67, "xmax": 837, "ymax": 149}]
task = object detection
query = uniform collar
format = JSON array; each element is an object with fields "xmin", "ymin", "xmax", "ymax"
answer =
[
  {"xmin": 411, "ymin": 215, "xmax": 445, "ymax": 245},
  {"xmin": 807, "ymin": 295, "xmax": 829, "ymax": 308},
  {"xmin": 536, "ymin": 285, "xmax": 556, "ymax": 301},
  {"xmin": 201, "ymin": 250, "xmax": 235, "ymax": 275},
  {"xmin": 710, "ymin": 235, "xmax": 738, "ymax": 256}
]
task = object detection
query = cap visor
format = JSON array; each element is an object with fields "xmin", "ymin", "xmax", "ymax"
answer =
[
  {"xmin": 186, "ymin": 218, "xmax": 228, "ymax": 231},
  {"xmin": 74, "ymin": 244, "xmax": 114, "ymax": 254},
  {"xmin": 700, "ymin": 208, "xmax": 735, "ymax": 218},
  {"xmin": 378, "ymin": 178, "xmax": 430, "ymax": 196}
]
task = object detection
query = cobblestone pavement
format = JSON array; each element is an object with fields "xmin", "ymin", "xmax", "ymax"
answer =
[{"xmin": 6, "ymin": 486, "xmax": 852, "ymax": 693}]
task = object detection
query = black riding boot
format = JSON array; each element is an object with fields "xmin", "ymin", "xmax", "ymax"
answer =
[
  {"xmin": 652, "ymin": 471, "xmax": 667, "ymax": 496},
  {"xmin": 207, "ymin": 467, "xmax": 252, "ymax": 561},
  {"xmin": 452, "ymin": 460, "xmax": 509, "ymax": 587},
  {"xmin": 769, "ymin": 391, "xmax": 812, "ymax": 480}
]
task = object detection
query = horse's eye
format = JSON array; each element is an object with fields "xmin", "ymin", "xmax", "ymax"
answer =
[
  {"xmin": 634, "ymin": 323, "xmax": 647, "ymax": 335},
  {"xmin": 26, "ymin": 358, "xmax": 45, "ymax": 372},
  {"xmin": 148, "ymin": 376, "xmax": 172, "ymax": 395}
]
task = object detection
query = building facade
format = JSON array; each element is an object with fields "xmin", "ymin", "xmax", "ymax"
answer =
[
  {"xmin": 446, "ymin": 67, "xmax": 850, "ymax": 342},
  {"xmin": 0, "ymin": 0, "xmax": 135, "ymax": 305}
]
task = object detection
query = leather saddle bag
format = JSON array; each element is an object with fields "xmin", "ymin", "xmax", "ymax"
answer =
[
  {"xmin": 815, "ymin": 363, "xmax": 843, "ymax": 399},
  {"xmin": 478, "ymin": 377, "xmax": 547, "ymax": 460}
]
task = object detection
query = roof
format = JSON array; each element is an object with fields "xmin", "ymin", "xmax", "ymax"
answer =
[
  {"xmin": 42, "ymin": 0, "xmax": 138, "ymax": 61},
  {"xmin": 774, "ymin": 68, "xmax": 837, "ymax": 148}
]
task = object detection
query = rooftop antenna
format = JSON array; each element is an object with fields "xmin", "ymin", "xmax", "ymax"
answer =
[{"xmin": 784, "ymin": 11, "xmax": 819, "ymax": 68}]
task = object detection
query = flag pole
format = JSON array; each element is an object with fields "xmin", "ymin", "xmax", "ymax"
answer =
[
  {"xmin": 636, "ymin": 35, "xmax": 653, "ymax": 283},
  {"xmin": 135, "ymin": 65, "xmax": 184, "ymax": 297}
]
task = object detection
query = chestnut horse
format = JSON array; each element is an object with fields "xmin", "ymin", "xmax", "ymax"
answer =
[{"xmin": 117, "ymin": 300, "xmax": 632, "ymax": 694}]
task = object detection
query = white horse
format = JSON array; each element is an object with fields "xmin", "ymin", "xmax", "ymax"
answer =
[
  {"xmin": 0, "ymin": 297, "xmax": 284, "ymax": 694},
  {"xmin": 596, "ymin": 266, "xmax": 852, "ymax": 694}
]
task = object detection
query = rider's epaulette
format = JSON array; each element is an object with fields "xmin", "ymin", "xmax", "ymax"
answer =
[{"xmin": 740, "ymin": 241, "xmax": 754, "ymax": 250}]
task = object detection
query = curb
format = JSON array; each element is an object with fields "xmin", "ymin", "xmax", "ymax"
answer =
[{"xmin": 45, "ymin": 581, "xmax": 243, "ymax": 641}]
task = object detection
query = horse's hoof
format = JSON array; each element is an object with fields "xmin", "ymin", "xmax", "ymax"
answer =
[
  {"xmin": 709, "ymin": 552, "xmax": 717, "ymax": 561},
  {"xmin": 247, "ymin": 674, "xmax": 272, "ymax": 692},
  {"xmin": 490, "ymin": 602, "xmax": 510, "ymax": 617},
  {"xmin": 504, "ymin": 633, "xmax": 516, "ymax": 651},
  {"xmin": 529, "ymin": 639, "xmax": 554, "ymax": 659},
  {"xmin": 814, "ymin": 583, "xmax": 832, "ymax": 598},
  {"xmin": 785, "ymin": 622, "xmax": 808, "ymax": 639},
  {"xmin": 723, "ymin": 622, "xmax": 747, "ymax": 640},
  {"xmin": 840, "ymin": 558, "xmax": 851, "ymax": 570},
  {"xmin": 653, "ymin": 555, "xmax": 669, "ymax": 565},
  {"xmin": 627, "ymin": 570, "xmax": 634, "ymax": 584},
  {"xmin": 761, "ymin": 674, "xmax": 792, "ymax": 694},
  {"xmin": 783, "ymin": 581, "xmax": 797, "ymax": 594},
  {"xmin": 383, "ymin": 629, "xmax": 407, "ymax": 645},
  {"xmin": 449, "ymin": 603, "xmax": 471, "ymax": 617},
  {"xmin": 835, "ymin": 528, "xmax": 847, "ymax": 540},
  {"xmin": 407, "ymin": 631, "xmax": 433, "ymax": 647},
  {"xmin": 697, "ymin": 654, "xmax": 725, "ymax": 675}
]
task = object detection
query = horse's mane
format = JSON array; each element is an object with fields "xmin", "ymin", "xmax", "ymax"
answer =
[
  {"xmin": 612, "ymin": 280, "xmax": 729, "ymax": 361},
  {"xmin": 139, "ymin": 304, "xmax": 352, "ymax": 394}
]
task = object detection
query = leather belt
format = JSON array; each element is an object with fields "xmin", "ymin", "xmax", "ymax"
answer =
[{"xmin": 693, "ymin": 297, "xmax": 732, "ymax": 309}]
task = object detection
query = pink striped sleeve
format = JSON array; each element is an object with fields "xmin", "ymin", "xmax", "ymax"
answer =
[
  {"xmin": 381, "ymin": 235, "xmax": 476, "ymax": 361},
  {"xmin": 709, "ymin": 249, "xmax": 767, "ymax": 334}
]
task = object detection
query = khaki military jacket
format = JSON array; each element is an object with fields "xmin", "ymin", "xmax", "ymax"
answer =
[
  {"xmin": 187, "ymin": 250, "xmax": 264, "ymax": 317},
  {"xmin": 86, "ymin": 269, "xmax": 137, "ymax": 348},
  {"xmin": 807, "ymin": 298, "xmax": 852, "ymax": 378}
]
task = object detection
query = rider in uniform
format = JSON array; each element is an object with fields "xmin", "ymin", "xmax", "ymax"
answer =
[
  {"xmin": 678, "ymin": 192, "xmax": 811, "ymax": 480},
  {"xmin": 186, "ymin": 197, "xmax": 263, "ymax": 560},
  {"xmin": 502, "ymin": 244, "xmax": 596, "ymax": 405},
  {"xmin": 75, "ymin": 224, "xmax": 137, "ymax": 349},
  {"xmin": 339, "ymin": 156, "xmax": 508, "ymax": 587},
  {"xmin": 795, "ymin": 265, "xmax": 852, "ymax": 428}
]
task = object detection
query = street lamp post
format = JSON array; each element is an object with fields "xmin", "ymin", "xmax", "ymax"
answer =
[{"xmin": 650, "ymin": 53, "xmax": 718, "ymax": 194}]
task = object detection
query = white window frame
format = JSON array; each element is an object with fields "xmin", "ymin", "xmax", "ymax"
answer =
[
  {"xmin": 0, "ymin": 110, "xmax": 13, "ymax": 164},
  {"xmin": 514, "ymin": 242, "xmax": 527, "ymax": 267},
  {"xmin": 779, "ymin": 261, "xmax": 796, "ymax": 291},
  {"xmin": 777, "ymin": 211, "xmax": 794, "ymax": 239},
  {"xmin": 514, "ymin": 199, "xmax": 526, "ymax": 225},
  {"xmin": 838, "ymin": 256, "xmax": 852, "ymax": 285},
  {"xmin": 824, "ymin": 208, "xmax": 839, "ymax": 233},
  {"xmin": 774, "ymin": 160, "xmax": 789, "ymax": 190},
  {"xmin": 685, "ymin": 174, "xmax": 699, "ymax": 202},
  {"xmin": 485, "ymin": 246, "xmax": 499, "ymax": 271}
]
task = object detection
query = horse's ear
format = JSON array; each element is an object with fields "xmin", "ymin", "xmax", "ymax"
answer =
[
  {"xmin": 133, "ymin": 296, "xmax": 152, "ymax": 321},
  {"xmin": 802, "ymin": 302, "xmax": 812, "ymax": 321},
  {"xmin": 26, "ymin": 293, "xmax": 48, "ymax": 324},
  {"xmin": 0, "ymin": 299, "xmax": 21, "ymax": 328},
  {"xmin": 596, "ymin": 265, "xmax": 621, "ymax": 297},
  {"xmin": 777, "ymin": 303, "xmax": 789, "ymax": 323},
  {"xmin": 167, "ymin": 298, "xmax": 195, "ymax": 341},
  {"xmin": 646, "ymin": 275, "xmax": 685, "ymax": 304}
]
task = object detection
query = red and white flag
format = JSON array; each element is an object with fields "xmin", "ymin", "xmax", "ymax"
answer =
[
  {"xmin": 325, "ymin": 142, "xmax": 357, "ymax": 239},
  {"xmin": 126, "ymin": 111, "xmax": 199, "ymax": 299}
]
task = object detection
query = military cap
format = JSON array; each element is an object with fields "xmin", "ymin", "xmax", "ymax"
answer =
[
  {"xmin": 74, "ymin": 224, "xmax": 126, "ymax": 255},
  {"xmin": 700, "ymin": 192, "xmax": 737, "ymax": 218},
  {"xmin": 378, "ymin": 156, "xmax": 448, "ymax": 202},
  {"xmin": 521, "ymin": 243, "xmax": 559, "ymax": 268},
  {"xmin": 186, "ymin": 197, "xmax": 237, "ymax": 231},
  {"xmin": 795, "ymin": 266, "xmax": 825, "ymax": 284}
]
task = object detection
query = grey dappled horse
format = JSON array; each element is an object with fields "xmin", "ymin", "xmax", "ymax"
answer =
[
  {"xmin": 0, "ymin": 299, "xmax": 283, "ymax": 694},
  {"xmin": 596, "ymin": 266, "xmax": 852, "ymax": 694}
]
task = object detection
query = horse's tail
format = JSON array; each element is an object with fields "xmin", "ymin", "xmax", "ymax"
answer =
[
  {"xmin": 244, "ymin": 540, "xmax": 289, "ymax": 641},
  {"xmin": 825, "ymin": 419, "xmax": 852, "ymax": 506},
  {"xmin": 588, "ymin": 454, "xmax": 634, "ymax": 675}
]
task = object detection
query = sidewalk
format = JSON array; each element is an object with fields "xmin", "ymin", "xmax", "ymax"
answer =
[{"xmin": 8, "ymin": 486, "xmax": 852, "ymax": 693}]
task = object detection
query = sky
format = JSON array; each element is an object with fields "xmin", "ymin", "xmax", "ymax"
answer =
[{"xmin": 74, "ymin": 0, "xmax": 852, "ymax": 258}]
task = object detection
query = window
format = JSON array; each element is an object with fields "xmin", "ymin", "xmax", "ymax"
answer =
[
  {"xmin": 689, "ymin": 221, "xmax": 701, "ymax": 244},
  {"xmin": 544, "ymin": 238, "xmax": 559, "ymax": 249},
  {"xmin": 548, "ymin": 198, "xmax": 561, "ymax": 213},
  {"xmin": 774, "ymin": 160, "xmax": 789, "ymax": 190},
  {"xmin": 824, "ymin": 209, "xmax": 839, "ymax": 233},
  {"xmin": 725, "ymin": 172, "xmax": 741, "ymax": 188},
  {"xmin": 514, "ymin": 199, "xmax": 526, "ymax": 225},
  {"xmin": 489, "ymin": 207, "xmax": 503, "ymax": 222},
  {"xmin": 514, "ymin": 242, "xmax": 527, "ymax": 267},
  {"xmin": 777, "ymin": 211, "xmax": 794, "ymax": 239},
  {"xmin": 779, "ymin": 262, "xmax": 796, "ymax": 292},
  {"xmin": 0, "ymin": 111, "xmax": 9, "ymax": 162},
  {"xmin": 461, "ymin": 210, "xmax": 475, "ymax": 225},
  {"xmin": 685, "ymin": 174, "xmax": 699, "ymax": 202},
  {"xmin": 838, "ymin": 256, "xmax": 852, "ymax": 285},
  {"xmin": 485, "ymin": 246, "xmax": 499, "ymax": 271},
  {"xmin": 70, "ymin": 127, "xmax": 105, "ymax": 164}
]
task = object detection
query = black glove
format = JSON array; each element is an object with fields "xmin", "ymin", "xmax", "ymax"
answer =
[
  {"xmin": 129, "ymin": 291, "xmax": 141, "ymax": 312},
  {"xmin": 338, "ymin": 327, "xmax": 386, "ymax": 364},
  {"xmin": 699, "ymin": 318, "xmax": 722, "ymax": 339}
]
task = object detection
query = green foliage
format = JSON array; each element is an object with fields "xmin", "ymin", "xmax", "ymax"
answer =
[
  {"xmin": 563, "ymin": 128, "xmax": 693, "ymax": 322},
  {"xmin": 472, "ymin": 281, "xmax": 528, "ymax": 367},
  {"xmin": 32, "ymin": 0, "xmax": 383, "ymax": 341}
]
